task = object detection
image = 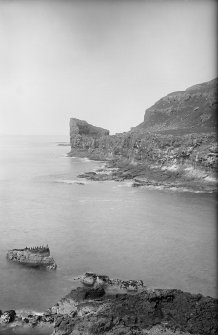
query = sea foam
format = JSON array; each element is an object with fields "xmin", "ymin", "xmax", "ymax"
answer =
[{"xmin": 55, "ymin": 179, "xmax": 87, "ymax": 185}]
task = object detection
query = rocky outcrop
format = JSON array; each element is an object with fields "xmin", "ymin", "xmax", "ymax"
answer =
[
  {"xmin": 70, "ymin": 118, "xmax": 109, "ymax": 138},
  {"xmin": 0, "ymin": 309, "xmax": 54, "ymax": 333},
  {"xmin": 0, "ymin": 310, "xmax": 16, "ymax": 324},
  {"xmin": 138, "ymin": 78, "xmax": 217, "ymax": 133},
  {"xmin": 69, "ymin": 79, "xmax": 217, "ymax": 192},
  {"xmin": 73, "ymin": 272, "xmax": 144, "ymax": 292},
  {"xmin": 6, "ymin": 246, "xmax": 57, "ymax": 270},
  {"xmin": 69, "ymin": 127, "xmax": 217, "ymax": 174},
  {"xmin": 69, "ymin": 118, "xmax": 109, "ymax": 159},
  {"xmin": 1, "ymin": 274, "xmax": 217, "ymax": 334},
  {"xmin": 50, "ymin": 286, "xmax": 218, "ymax": 335}
]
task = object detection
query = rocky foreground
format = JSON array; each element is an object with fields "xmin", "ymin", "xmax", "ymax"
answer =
[
  {"xmin": 0, "ymin": 273, "xmax": 217, "ymax": 335},
  {"xmin": 68, "ymin": 78, "xmax": 217, "ymax": 193}
]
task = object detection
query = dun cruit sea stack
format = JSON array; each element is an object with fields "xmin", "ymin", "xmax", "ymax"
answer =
[{"xmin": 6, "ymin": 245, "xmax": 57, "ymax": 270}]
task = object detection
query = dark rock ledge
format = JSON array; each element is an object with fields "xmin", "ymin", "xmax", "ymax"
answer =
[
  {"xmin": 77, "ymin": 161, "xmax": 217, "ymax": 193},
  {"xmin": 0, "ymin": 273, "xmax": 217, "ymax": 335}
]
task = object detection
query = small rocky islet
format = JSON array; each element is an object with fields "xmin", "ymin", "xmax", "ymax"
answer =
[
  {"xmin": 6, "ymin": 245, "xmax": 57, "ymax": 270},
  {"xmin": 0, "ymin": 272, "xmax": 217, "ymax": 335}
]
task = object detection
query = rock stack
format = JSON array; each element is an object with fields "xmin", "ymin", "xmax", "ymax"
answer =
[{"xmin": 6, "ymin": 245, "xmax": 57, "ymax": 270}]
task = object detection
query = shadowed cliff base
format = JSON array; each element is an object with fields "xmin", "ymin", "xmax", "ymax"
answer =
[{"xmin": 68, "ymin": 78, "xmax": 217, "ymax": 193}]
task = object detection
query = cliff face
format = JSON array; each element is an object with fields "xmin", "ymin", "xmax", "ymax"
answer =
[
  {"xmin": 69, "ymin": 79, "xmax": 217, "ymax": 188},
  {"xmin": 137, "ymin": 78, "xmax": 217, "ymax": 133},
  {"xmin": 69, "ymin": 118, "xmax": 110, "ymax": 159}
]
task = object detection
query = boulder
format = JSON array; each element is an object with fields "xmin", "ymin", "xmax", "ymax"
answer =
[{"xmin": 75, "ymin": 272, "xmax": 144, "ymax": 292}]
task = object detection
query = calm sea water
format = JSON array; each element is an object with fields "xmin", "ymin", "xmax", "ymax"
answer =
[{"xmin": 0, "ymin": 135, "xmax": 217, "ymax": 318}]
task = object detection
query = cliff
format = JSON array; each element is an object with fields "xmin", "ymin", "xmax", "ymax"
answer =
[
  {"xmin": 69, "ymin": 118, "xmax": 109, "ymax": 158},
  {"xmin": 137, "ymin": 78, "xmax": 217, "ymax": 134},
  {"xmin": 69, "ymin": 78, "xmax": 217, "ymax": 192}
]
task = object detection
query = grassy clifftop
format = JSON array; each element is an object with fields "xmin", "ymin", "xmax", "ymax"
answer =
[{"xmin": 137, "ymin": 78, "xmax": 217, "ymax": 134}]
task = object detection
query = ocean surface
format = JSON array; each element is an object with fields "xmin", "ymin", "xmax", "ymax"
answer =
[{"xmin": 0, "ymin": 135, "xmax": 217, "ymax": 319}]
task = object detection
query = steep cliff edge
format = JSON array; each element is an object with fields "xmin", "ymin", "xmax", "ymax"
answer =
[
  {"xmin": 69, "ymin": 79, "xmax": 217, "ymax": 192},
  {"xmin": 69, "ymin": 118, "xmax": 109, "ymax": 158},
  {"xmin": 137, "ymin": 78, "xmax": 217, "ymax": 133}
]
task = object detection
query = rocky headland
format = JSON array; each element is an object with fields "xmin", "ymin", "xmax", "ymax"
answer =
[
  {"xmin": 6, "ymin": 246, "xmax": 57, "ymax": 270},
  {"xmin": 0, "ymin": 273, "xmax": 217, "ymax": 335},
  {"xmin": 69, "ymin": 78, "xmax": 217, "ymax": 192}
]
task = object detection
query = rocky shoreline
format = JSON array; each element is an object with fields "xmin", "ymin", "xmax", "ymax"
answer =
[
  {"xmin": 68, "ymin": 78, "xmax": 217, "ymax": 194},
  {"xmin": 68, "ymin": 129, "xmax": 218, "ymax": 193},
  {"xmin": 1, "ymin": 273, "xmax": 217, "ymax": 335},
  {"xmin": 76, "ymin": 160, "xmax": 217, "ymax": 193}
]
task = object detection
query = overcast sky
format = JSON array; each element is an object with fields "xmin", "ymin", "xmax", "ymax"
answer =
[{"xmin": 0, "ymin": 0, "xmax": 217, "ymax": 135}]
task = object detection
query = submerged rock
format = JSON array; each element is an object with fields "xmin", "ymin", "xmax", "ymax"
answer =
[{"xmin": 6, "ymin": 246, "xmax": 57, "ymax": 270}]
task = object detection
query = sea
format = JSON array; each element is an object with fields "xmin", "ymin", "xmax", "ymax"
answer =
[{"xmin": 0, "ymin": 135, "xmax": 217, "ymax": 333}]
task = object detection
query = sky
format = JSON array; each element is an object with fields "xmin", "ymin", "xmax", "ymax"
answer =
[{"xmin": 0, "ymin": 0, "xmax": 217, "ymax": 135}]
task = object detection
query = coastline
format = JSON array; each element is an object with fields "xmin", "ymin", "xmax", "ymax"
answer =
[
  {"xmin": 1, "ymin": 133, "xmax": 217, "ymax": 333},
  {"xmin": 0, "ymin": 144, "xmax": 217, "ymax": 334},
  {"xmin": 68, "ymin": 151, "xmax": 217, "ymax": 194}
]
